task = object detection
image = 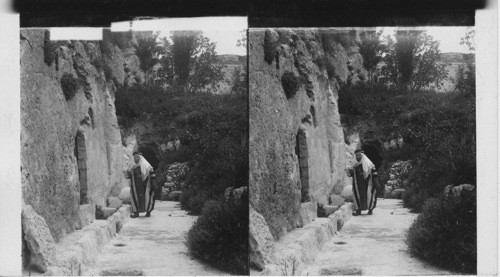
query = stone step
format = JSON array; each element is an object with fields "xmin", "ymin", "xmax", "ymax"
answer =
[
  {"xmin": 44, "ymin": 205, "xmax": 131, "ymax": 275},
  {"xmin": 254, "ymin": 203, "xmax": 353, "ymax": 276}
]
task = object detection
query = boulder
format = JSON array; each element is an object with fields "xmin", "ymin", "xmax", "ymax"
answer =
[
  {"xmin": 107, "ymin": 196, "xmax": 123, "ymax": 209},
  {"xmin": 323, "ymin": 205, "xmax": 339, "ymax": 217},
  {"xmin": 165, "ymin": 141, "xmax": 175, "ymax": 151},
  {"xmin": 174, "ymin": 139, "xmax": 181, "ymax": 149},
  {"xmin": 444, "ymin": 184, "xmax": 475, "ymax": 198},
  {"xmin": 161, "ymin": 188, "xmax": 170, "ymax": 201},
  {"xmin": 224, "ymin": 186, "xmax": 248, "ymax": 204},
  {"xmin": 166, "ymin": 190, "xmax": 182, "ymax": 201},
  {"xmin": 390, "ymin": 189, "xmax": 405, "ymax": 199},
  {"xmin": 249, "ymin": 206, "xmax": 275, "ymax": 270},
  {"xmin": 78, "ymin": 204, "xmax": 95, "ymax": 227},
  {"xmin": 341, "ymin": 185, "xmax": 354, "ymax": 202},
  {"xmin": 22, "ymin": 205, "xmax": 56, "ymax": 272},
  {"xmin": 100, "ymin": 207, "xmax": 118, "ymax": 219},
  {"xmin": 329, "ymin": 194, "xmax": 345, "ymax": 206},
  {"xmin": 118, "ymin": 187, "xmax": 132, "ymax": 205}
]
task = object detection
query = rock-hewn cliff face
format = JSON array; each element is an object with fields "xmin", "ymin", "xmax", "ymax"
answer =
[
  {"xmin": 249, "ymin": 28, "xmax": 364, "ymax": 251},
  {"xmin": 20, "ymin": 29, "xmax": 136, "ymax": 243}
]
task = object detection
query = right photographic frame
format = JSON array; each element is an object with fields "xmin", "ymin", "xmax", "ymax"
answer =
[{"xmin": 249, "ymin": 27, "xmax": 476, "ymax": 275}]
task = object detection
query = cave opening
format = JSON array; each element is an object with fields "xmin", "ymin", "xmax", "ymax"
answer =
[
  {"xmin": 75, "ymin": 131, "xmax": 89, "ymax": 204},
  {"xmin": 295, "ymin": 128, "xmax": 310, "ymax": 203}
]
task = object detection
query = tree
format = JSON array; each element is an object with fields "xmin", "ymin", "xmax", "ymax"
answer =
[
  {"xmin": 230, "ymin": 31, "xmax": 247, "ymax": 95},
  {"xmin": 186, "ymin": 35, "xmax": 225, "ymax": 93},
  {"xmin": 380, "ymin": 30, "xmax": 447, "ymax": 92},
  {"xmin": 156, "ymin": 31, "xmax": 224, "ymax": 93},
  {"xmin": 171, "ymin": 30, "xmax": 199, "ymax": 87},
  {"xmin": 358, "ymin": 30, "xmax": 385, "ymax": 88},
  {"xmin": 455, "ymin": 28, "xmax": 475, "ymax": 96},
  {"xmin": 155, "ymin": 36, "xmax": 175, "ymax": 87},
  {"xmin": 134, "ymin": 32, "xmax": 162, "ymax": 88},
  {"xmin": 395, "ymin": 30, "xmax": 420, "ymax": 88},
  {"xmin": 236, "ymin": 30, "xmax": 247, "ymax": 49},
  {"xmin": 410, "ymin": 32, "xmax": 448, "ymax": 92}
]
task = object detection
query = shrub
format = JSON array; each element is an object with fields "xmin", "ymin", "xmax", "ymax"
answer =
[
  {"xmin": 43, "ymin": 30, "xmax": 68, "ymax": 68},
  {"xmin": 281, "ymin": 71, "xmax": 301, "ymax": 99},
  {"xmin": 186, "ymin": 199, "xmax": 249, "ymax": 275},
  {"xmin": 60, "ymin": 73, "xmax": 79, "ymax": 100},
  {"xmin": 264, "ymin": 29, "xmax": 278, "ymax": 65},
  {"xmin": 406, "ymin": 189, "xmax": 476, "ymax": 274}
]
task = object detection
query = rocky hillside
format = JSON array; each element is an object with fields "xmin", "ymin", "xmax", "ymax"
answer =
[
  {"xmin": 249, "ymin": 28, "xmax": 365, "ymax": 269},
  {"xmin": 20, "ymin": 29, "xmax": 142, "ymax": 247}
]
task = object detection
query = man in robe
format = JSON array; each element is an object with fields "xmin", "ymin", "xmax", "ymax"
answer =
[
  {"xmin": 346, "ymin": 149, "xmax": 378, "ymax": 216},
  {"xmin": 125, "ymin": 152, "xmax": 156, "ymax": 218}
]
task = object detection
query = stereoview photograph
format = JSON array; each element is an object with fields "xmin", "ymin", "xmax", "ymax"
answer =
[
  {"xmin": 249, "ymin": 27, "xmax": 476, "ymax": 275},
  {"xmin": 20, "ymin": 25, "xmax": 248, "ymax": 275}
]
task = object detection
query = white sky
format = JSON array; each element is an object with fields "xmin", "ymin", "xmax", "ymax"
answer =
[
  {"xmin": 378, "ymin": 26, "xmax": 474, "ymax": 53},
  {"xmin": 111, "ymin": 17, "xmax": 247, "ymax": 56}
]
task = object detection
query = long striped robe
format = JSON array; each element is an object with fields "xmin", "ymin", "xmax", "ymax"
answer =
[
  {"xmin": 129, "ymin": 165, "xmax": 155, "ymax": 213},
  {"xmin": 351, "ymin": 163, "xmax": 377, "ymax": 211}
]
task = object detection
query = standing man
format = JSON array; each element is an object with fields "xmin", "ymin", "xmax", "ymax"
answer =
[
  {"xmin": 125, "ymin": 152, "xmax": 156, "ymax": 218},
  {"xmin": 346, "ymin": 149, "xmax": 378, "ymax": 216}
]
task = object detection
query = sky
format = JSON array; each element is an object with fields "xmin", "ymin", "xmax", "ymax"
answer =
[
  {"xmin": 110, "ymin": 19, "xmax": 472, "ymax": 55},
  {"xmin": 378, "ymin": 26, "xmax": 474, "ymax": 53},
  {"xmin": 111, "ymin": 17, "xmax": 247, "ymax": 56}
]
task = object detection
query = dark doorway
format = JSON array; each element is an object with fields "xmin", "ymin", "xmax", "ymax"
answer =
[
  {"xmin": 295, "ymin": 128, "xmax": 310, "ymax": 203},
  {"xmin": 75, "ymin": 131, "xmax": 89, "ymax": 204}
]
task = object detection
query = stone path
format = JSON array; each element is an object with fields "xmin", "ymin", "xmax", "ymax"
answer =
[
  {"xmin": 301, "ymin": 198, "xmax": 453, "ymax": 276},
  {"xmin": 82, "ymin": 201, "xmax": 228, "ymax": 276}
]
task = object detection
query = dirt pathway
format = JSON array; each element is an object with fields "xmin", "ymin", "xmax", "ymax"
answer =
[
  {"xmin": 83, "ymin": 201, "xmax": 228, "ymax": 276},
  {"xmin": 301, "ymin": 198, "xmax": 453, "ymax": 276}
]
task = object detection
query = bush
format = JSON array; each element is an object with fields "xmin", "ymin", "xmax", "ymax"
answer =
[
  {"xmin": 264, "ymin": 30, "xmax": 278, "ymax": 65},
  {"xmin": 60, "ymin": 73, "xmax": 80, "ymax": 100},
  {"xmin": 186, "ymin": 199, "xmax": 249, "ymax": 275},
  {"xmin": 281, "ymin": 71, "xmax": 301, "ymax": 99},
  {"xmin": 406, "ymin": 189, "xmax": 476, "ymax": 273},
  {"xmin": 43, "ymin": 30, "xmax": 68, "ymax": 69}
]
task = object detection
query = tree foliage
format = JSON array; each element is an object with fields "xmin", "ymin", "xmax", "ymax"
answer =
[
  {"xmin": 156, "ymin": 31, "xmax": 225, "ymax": 93},
  {"xmin": 455, "ymin": 28, "xmax": 475, "ymax": 96},
  {"xmin": 380, "ymin": 30, "xmax": 447, "ymax": 92},
  {"xmin": 358, "ymin": 30, "xmax": 385, "ymax": 85},
  {"xmin": 171, "ymin": 31, "xmax": 199, "ymax": 87},
  {"xmin": 134, "ymin": 32, "xmax": 162, "ymax": 87}
]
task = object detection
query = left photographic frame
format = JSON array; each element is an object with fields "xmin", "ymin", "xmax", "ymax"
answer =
[{"xmin": 19, "ymin": 18, "xmax": 249, "ymax": 276}]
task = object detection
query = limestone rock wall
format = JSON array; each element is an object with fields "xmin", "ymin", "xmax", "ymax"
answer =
[
  {"xmin": 249, "ymin": 28, "xmax": 362, "ymax": 242},
  {"xmin": 20, "ymin": 29, "xmax": 134, "ymax": 242}
]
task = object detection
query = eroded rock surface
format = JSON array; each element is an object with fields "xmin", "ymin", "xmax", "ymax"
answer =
[
  {"xmin": 21, "ymin": 29, "xmax": 143, "ymax": 271},
  {"xmin": 249, "ymin": 206, "xmax": 276, "ymax": 270},
  {"xmin": 22, "ymin": 205, "xmax": 56, "ymax": 272},
  {"xmin": 250, "ymin": 29, "xmax": 361, "ymax": 243}
]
